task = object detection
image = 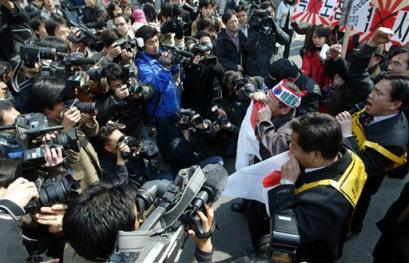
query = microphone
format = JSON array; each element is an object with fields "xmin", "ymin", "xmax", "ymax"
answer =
[
  {"xmin": 348, "ymin": 102, "xmax": 365, "ymax": 114},
  {"xmin": 191, "ymin": 163, "xmax": 228, "ymax": 211}
]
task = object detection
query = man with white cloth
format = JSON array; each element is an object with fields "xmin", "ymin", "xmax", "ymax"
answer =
[{"xmin": 226, "ymin": 113, "xmax": 367, "ymax": 262}]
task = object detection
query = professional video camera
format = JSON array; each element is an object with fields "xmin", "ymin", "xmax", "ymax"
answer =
[
  {"xmin": 160, "ymin": 4, "xmax": 190, "ymax": 39},
  {"xmin": 117, "ymin": 135, "xmax": 159, "ymax": 160},
  {"xmin": 161, "ymin": 44, "xmax": 194, "ymax": 65},
  {"xmin": 249, "ymin": 9, "xmax": 277, "ymax": 35},
  {"xmin": 24, "ymin": 169, "xmax": 81, "ymax": 213},
  {"xmin": 0, "ymin": 113, "xmax": 80, "ymax": 164},
  {"xmin": 67, "ymin": 26, "xmax": 104, "ymax": 52},
  {"xmin": 109, "ymin": 164, "xmax": 228, "ymax": 263}
]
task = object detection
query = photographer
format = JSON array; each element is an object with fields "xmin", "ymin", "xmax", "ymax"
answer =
[
  {"xmin": 135, "ymin": 25, "xmax": 181, "ymax": 160},
  {"xmin": 96, "ymin": 29, "xmax": 135, "ymax": 67},
  {"xmin": 159, "ymin": 3, "xmax": 185, "ymax": 48},
  {"xmin": 98, "ymin": 124, "xmax": 172, "ymax": 185},
  {"xmin": 44, "ymin": 15, "xmax": 70, "ymax": 44},
  {"xmin": 63, "ymin": 180, "xmax": 215, "ymax": 263},
  {"xmin": 245, "ymin": 6, "xmax": 289, "ymax": 78},
  {"xmin": 114, "ymin": 14, "xmax": 135, "ymax": 40},
  {"xmin": 182, "ymin": 31, "xmax": 224, "ymax": 117},
  {"xmin": 191, "ymin": 0, "xmax": 222, "ymax": 36},
  {"xmin": 101, "ymin": 62, "xmax": 152, "ymax": 136},
  {"xmin": 29, "ymin": 77, "xmax": 101, "ymax": 190}
]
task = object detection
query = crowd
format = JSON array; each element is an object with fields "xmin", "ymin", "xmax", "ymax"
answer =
[{"xmin": 0, "ymin": 0, "xmax": 408, "ymax": 261}]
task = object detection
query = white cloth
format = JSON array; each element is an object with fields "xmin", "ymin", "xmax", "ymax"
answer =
[
  {"xmin": 224, "ymin": 151, "xmax": 290, "ymax": 215},
  {"xmin": 235, "ymin": 101, "xmax": 261, "ymax": 171}
]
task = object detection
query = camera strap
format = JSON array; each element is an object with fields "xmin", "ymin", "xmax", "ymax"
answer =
[{"xmin": 195, "ymin": 219, "xmax": 217, "ymax": 239}]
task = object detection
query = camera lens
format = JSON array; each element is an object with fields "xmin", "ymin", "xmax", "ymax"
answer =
[{"xmin": 75, "ymin": 102, "xmax": 97, "ymax": 114}]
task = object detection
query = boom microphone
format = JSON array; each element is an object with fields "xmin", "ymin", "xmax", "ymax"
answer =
[{"xmin": 191, "ymin": 163, "xmax": 228, "ymax": 212}]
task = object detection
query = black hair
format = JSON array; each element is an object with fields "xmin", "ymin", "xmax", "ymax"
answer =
[
  {"xmin": 29, "ymin": 77, "xmax": 67, "ymax": 112},
  {"xmin": 307, "ymin": 24, "xmax": 333, "ymax": 53},
  {"xmin": 159, "ymin": 2, "xmax": 174, "ymax": 19},
  {"xmin": 135, "ymin": 25, "xmax": 158, "ymax": 43},
  {"xmin": 199, "ymin": 0, "xmax": 212, "ymax": 10},
  {"xmin": 44, "ymin": 14, "xmax": 67, "ymax": 36},
  {"xmin": 98, "ymin": 124, "xmax": 121, "ymax": 146},
  {"xmin": 389, "ymin": 46, "xmax": 409, "ymax": 70},
  {"xmin": 30, "ymin": 16, "xmax": 46, "ymax": 32},
  {"xmin": 107, "ymin": 2, "xmax": 121, "ymax": 19},
  {"xmin": 291, "ymin": 113, "xmax": 342, "ymax": 160},
  {"xmin": 222, "ymin": 9, "xmax": 236, "ymax": 24},
  {"xmin": 143, "ymin": 3, "xmax": 157, "ymax": 23},
  {"xmin": 0, "ymin": 100, "xmax": 14, "ymax": 125},
  {"xmin": 114, "ymin": 14, "xmax": 131, "ymax": 23},
  {"xmin": 196, "ymin": 17, "xmax": 215, "ymax": 32},
  {"xmin": 100, "ymin": 29, "xmax": 120, "ymax": 47},
  {"xmin": 105, "ymin": 63, "xmax": 123, "ymax": 82},
  {"xmin": 63, "ymin": 181, "xmax": 137, "ymax": 261},
  {"xmin": 382, "ymin": 73, "xmax": 409, "ymax": 110},
  {"xmin": 235, "ymin": 4, "xmax": 248, "ymax": 13},
  {"xmin": 195, "ymin": 30, "xmax": 211, "ymax": 40},
  {"xmin": 0, "ymin": 160, "xmax": 22, "ymax": 188}
]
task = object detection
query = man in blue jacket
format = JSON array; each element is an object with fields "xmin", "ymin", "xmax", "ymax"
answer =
[{"xmin": 135, "ymin": 25, "xmax": 180, "ymax": 159}]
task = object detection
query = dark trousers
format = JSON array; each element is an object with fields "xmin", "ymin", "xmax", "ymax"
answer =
[
  {"xmin": 351, "ymin": 175, "xmax": 385, "ymax": 231},
  {"xmin": 247, "ymin": 200, "xmax": 270, "ymax": 251},
  {"xmin": 155, "ymin": 117, "xmax": 177, "ymax": 160},
  {"xmin": 283, "ymin": 29, "xmax": 294, "ymax": 59}
]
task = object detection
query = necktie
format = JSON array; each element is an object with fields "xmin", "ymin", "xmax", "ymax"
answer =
[{"xmin": 360, "ymin": 113, "xmax": 374, "ymax": 128}]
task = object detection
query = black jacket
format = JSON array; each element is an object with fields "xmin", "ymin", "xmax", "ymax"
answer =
[
  {"xmin": 294, "ymin": 73, "xmax": 320, "ymax": 116},
  {"xmin": 245, "ymin": 27, "xmax": 289, "ymax": 78},
  {"xmin": 182, "ymin": 58, "xmax": 224, "ymax": 116},
  {"xmin": 326, "ymin": 44, "xmax": 375, "ymax": 116},
  {"xmin": 345, "ymin": 111, "xmax": 408, "ymax": 176},
  {"xmin": 268, "ymin": 148, "xmax": 354, "ymax": 263},
  {"xmin": 0, "ymin": 1, "xmax": 30, "ymax": 61},
  {"xmin": 83, "ymin": 5, "xmax": 107, "ymax": 29},
  {"xmin": 215, "ymin": 29, "xmax": 247, "ymax": 72}
]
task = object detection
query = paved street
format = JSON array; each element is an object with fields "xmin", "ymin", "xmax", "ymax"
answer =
[{"xmin": 179, "ymin": 34, "xmax": 409, "ymax": 262}]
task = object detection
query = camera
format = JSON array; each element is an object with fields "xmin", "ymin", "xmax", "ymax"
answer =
[
  {"xmin": 115, "ymin": 38, "xmax": 138, "ymax": 52},
  {"xmin": 110, "ymin": 164, "xmax": 228, "ymax": 262},
  {"xmin": 161, "ymin": 44, "xmax": 194, "ymax": 65},
  {"xmin": 117, "ymin": 135, "xmax": 159, "ymax": 160},
  {"xmin": 210, "ymin": 105, "xmax": 230, "ymax": 127},
  {"xmin": 20, "ymin": 45, "xmax": 59, "ymax": 67},
  {"xmin": 64, "ymin": 98, "xmax": 97, "ymax": 115},
  {"xmin": 126, "ymin": 77, "xmax": 153, "ymax": 99},
  {"xmin": 190, "ymin": 44, "xmax": 212, "ymax": 57},
  {"xmin": 249, "ymin": 9, "xmax": 277, "ymax": 35},
  {"xmin": 25, "ymin": 171, "xmax": 80, "ymax": 213},
  {"xmin": 87, "ymin": 66, "xmax": 105, "ymax": 81},
  {"xmin": 174, "ymin": 108, "xmax": 206, "ymax": 130}
]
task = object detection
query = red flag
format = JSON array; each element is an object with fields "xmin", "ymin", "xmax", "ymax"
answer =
[{"xmin": 263, "ymin": 171, "xmax": 282, "ymax": 188}]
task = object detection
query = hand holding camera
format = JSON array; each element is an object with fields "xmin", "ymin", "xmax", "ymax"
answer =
[
  {"xmin": 107, "ymin": 42, "xmax": 122, "ymax": 61},
  {"xmin": 159, "ymin": 51, "xmax": 173, "ymax": 68},
  {"xmin": 63, "ymin": 107, "xmax": 81, "ymax": 132},
  {"xmin": 1, "ymin": 178, "xmax": 39, "ymax": 211},
  {"xmin": 187, "ymin": 204, "xmax": 214, "ymax": 253},
  {"xmin": 115, "ymin": 84, "xmax": 130, "ymax": 99},
  {"xmin": 35, "ymin": 204, "xmax": 66, "ymax": 234}
]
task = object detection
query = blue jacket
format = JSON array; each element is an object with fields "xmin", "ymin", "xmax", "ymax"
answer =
[{"xmin": 135, "ymin": 51, "xmax": 180, "ymax": 118}]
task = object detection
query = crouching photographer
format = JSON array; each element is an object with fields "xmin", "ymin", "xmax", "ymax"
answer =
[
  {"xmin": 98, "ymin": 123, "xmax": 173, "ymax": 187},
  {"xmin": 63, "ymin": 164, "xmax": 226, "ymax": 263},
  {"xmin": 168, "ymin": 108, "xmax": 224, "ymax": 173}
]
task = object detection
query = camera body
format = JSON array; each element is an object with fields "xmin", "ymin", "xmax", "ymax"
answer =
[
  {"xmin": 116, "ymin": 38, "xmax": 138, "ymax": 52},
  {"xmin": 174, "ymin": 108, "xmax": 205, "ymax": 130},
  {"xmin": 117, "ymin": 135, "xmax": 159, "ymax": 160},
  {"xmin": 25, "ymin": 169, "xmax": 80, "ymax": 213},
  {"xmin": 249, "ymin": 9, "xmax": 277, "ymax": 35}
]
